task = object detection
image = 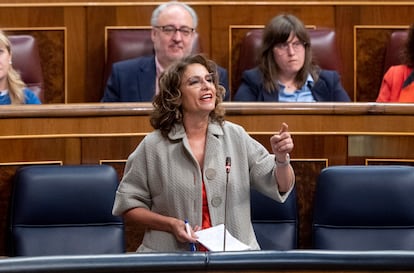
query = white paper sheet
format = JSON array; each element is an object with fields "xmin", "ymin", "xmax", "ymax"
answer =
[{"xmin": 195, "ymin": 224, "xmax": 251, "ymax": 251}]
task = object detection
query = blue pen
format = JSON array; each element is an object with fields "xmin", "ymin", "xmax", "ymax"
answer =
[{"xmin": 184, "ymin": 219, "xmax": 197, "ymax": 252}]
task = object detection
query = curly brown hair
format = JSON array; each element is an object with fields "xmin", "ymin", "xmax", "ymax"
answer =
[{"xmin": 150, "ymin": 54, "xmax": 226, "ymax": 137}]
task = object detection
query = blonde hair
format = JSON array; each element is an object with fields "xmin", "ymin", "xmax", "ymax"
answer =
[{"xmin": 0, "ymin": 30, "xmax": 28, "ymax": 104}]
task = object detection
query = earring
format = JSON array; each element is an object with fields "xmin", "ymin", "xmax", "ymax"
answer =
[
  {"xmin": 9, "ymin": 60, "xmax": 12, "ymax": 64},
  {"xmin": 175, "ymin": 110, "xmax": 182, "ymax": 120}
]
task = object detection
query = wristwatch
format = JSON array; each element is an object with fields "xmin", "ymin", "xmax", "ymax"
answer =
[{"xmin": 275, "ymin": 153, "xmax": 290, "ymax": 166}]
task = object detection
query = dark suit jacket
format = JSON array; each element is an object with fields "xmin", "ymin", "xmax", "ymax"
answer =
[
  {"xmin": 102, "ymin": 56, "xmax": 230, "ymax": 102},
  {"xmin": 234, "ymin": 67, "xmax": 351, "ymax": 102}
]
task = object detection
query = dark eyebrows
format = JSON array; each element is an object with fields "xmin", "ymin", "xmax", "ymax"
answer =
[{"xmin": 184, "ymin": 72, "xmax": 215, "ymax": 84}]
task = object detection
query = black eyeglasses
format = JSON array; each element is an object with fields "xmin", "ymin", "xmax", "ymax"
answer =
[{"xmin": 154, "ymin": 25, "xmax": 195, "ymax": 37}]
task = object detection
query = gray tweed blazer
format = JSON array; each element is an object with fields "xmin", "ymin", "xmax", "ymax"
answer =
[{"xmin": 113, "ymin": 121, "xmax": 294, "ymax": 252}]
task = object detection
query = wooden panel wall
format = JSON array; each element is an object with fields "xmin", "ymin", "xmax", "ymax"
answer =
[
  {"xmin": 1, "ymin": 103, "xmax": 414, "ymax": 255},
  {"xmin": 0, "ymin": 2, "xmax": 413, "ymax": 103}
]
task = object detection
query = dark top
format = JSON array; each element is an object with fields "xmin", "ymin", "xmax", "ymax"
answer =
[{"xmin": 234, "ymin": 67, "xmax": 351, "ymax": 102}]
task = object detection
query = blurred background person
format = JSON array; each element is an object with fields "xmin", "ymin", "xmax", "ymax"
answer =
[
  {"xmin": 376, "ymin": 23, "xmax": 414, "ymax": 102},
  {"xmin": 233, "ymin": 14, "xmax": 350, "ymax": 102},
  {"xmin": 102, "ymin": 1, "xmax": 229, "ymax": 102},
  {"xmin": 0, "ymin": 30, "xmax": 41, "ymax": 105},
  {"xmin": 112, "ymin": 54, "xmax": 295, "ymax": 252}
]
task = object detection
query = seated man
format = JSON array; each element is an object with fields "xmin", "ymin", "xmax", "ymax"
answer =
[{"xmin": 102, "ymin": 1, "xmax": 229, "ymax": 102}]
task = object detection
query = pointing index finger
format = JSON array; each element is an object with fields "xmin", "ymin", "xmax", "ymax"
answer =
[{"xmin": 279, "ymin": 122, "xmax": 288, "ymax": 134}]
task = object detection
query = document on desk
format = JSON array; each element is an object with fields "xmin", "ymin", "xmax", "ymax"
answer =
[{"xmin": 195, "ymin": 224, "xmax": 251, "ymax": 251}]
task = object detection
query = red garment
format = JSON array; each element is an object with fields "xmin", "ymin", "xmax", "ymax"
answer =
[
  {"xmin": 198, "ymin": 182, "xmax": 212, "ymax": 252},
  {"xmin": 201, "ymin": 182, "xmax": 212, "ymax": 229},
  {"xmin": 376, "ymin": 65, "xmax": 414, "ymax": 102}
]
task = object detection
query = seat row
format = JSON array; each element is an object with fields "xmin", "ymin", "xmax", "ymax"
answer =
[
  {"xmin": 255, "ymin": 164, "xmax": 414, "ymax": 251},
  {"xmin": 7, "ymin": 164, "xmax": 414, "ymax": 256}
]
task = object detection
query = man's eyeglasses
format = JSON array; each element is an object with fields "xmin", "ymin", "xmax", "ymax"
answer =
[
  {"xmin": 154, "ymin": 25, "xmax": 195, "ymax": 37},
  {"xmin": 274, "ymin": 40, "xmax": 306, "ymax": 55}
]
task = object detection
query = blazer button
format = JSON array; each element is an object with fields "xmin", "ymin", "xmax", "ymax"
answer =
[
  {"xmin": 211, "ymin": 196, "xmax": 222, "ymax": 207},
  {"xmin": 205, "ymin": 168, "xmax": 216, "ymax": 180}
]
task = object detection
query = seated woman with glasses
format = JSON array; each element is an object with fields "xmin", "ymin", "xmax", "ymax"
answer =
[{"xmin": 233, "ymin": 14, "xmax": 350, "ymax": 102}]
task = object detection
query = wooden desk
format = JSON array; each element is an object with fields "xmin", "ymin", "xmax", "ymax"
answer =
[
  {"xmin": 1, "ymin": 250, "xmax": 414, "ymax": 272},
  {"xmin": 1, "ymin": 102, "xmax": 414, "ymax": 254}
]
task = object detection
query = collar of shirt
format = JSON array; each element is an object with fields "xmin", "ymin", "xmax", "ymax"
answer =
[
  {"xmin": 155, "ymin": 56, "xmax": 166, "ymax": 95},
  {"xmin": 168, "ymin": 121, "xmax": 224, "ymax": 140},
  {"xmin": 0, "ymin": 89, "xmax": 8, "ymax": 96},
  {"xmin": 278, "ymin": 74, "xmax": 315, "ymax": 102}
]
